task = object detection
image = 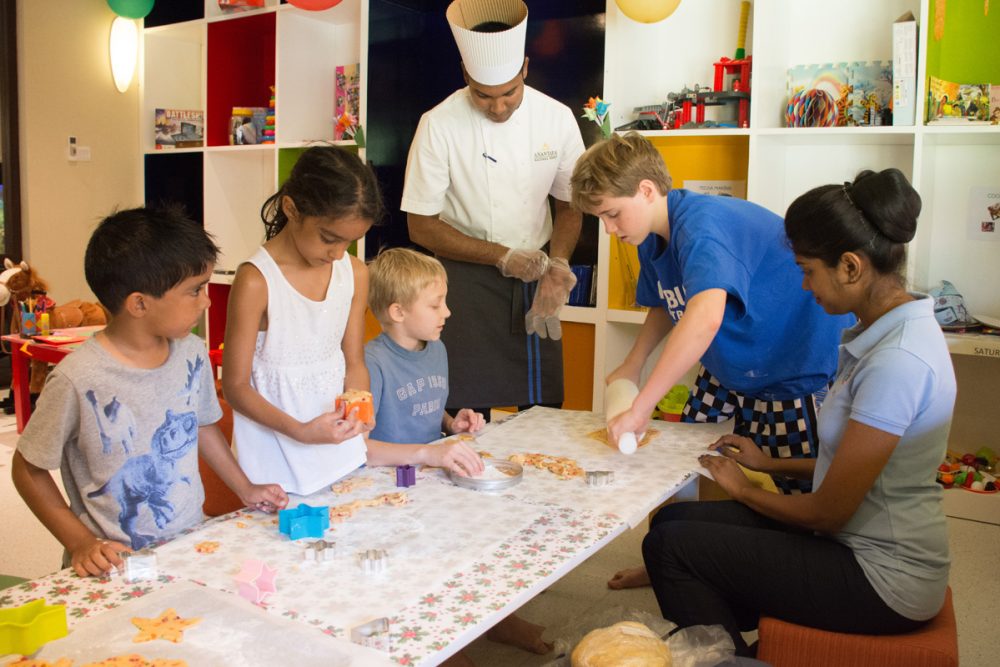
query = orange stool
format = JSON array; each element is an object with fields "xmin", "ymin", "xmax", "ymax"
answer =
[{"xmin": 757, "ymin": 587, "xmax": 958, "ymax": 667}]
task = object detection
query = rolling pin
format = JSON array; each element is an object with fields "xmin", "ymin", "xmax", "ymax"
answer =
[{"xmin": 604, "ymin": 378, "xmax": 640, "ymax": 455}]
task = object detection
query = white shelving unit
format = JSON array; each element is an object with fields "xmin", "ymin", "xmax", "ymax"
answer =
[
  {"xmin": 586, "ymin": 0, "xmax": 1000, "ymax": 410},
  {"xmin": 140, "ymin": 0, "xmax": 368, "ymax": 348},
  {"xmin": 141, "ymin": 1, "xmax": 368, "ymax": 270}
]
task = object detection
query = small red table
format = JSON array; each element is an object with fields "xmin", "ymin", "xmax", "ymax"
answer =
[{"xmin": 2, "ymin": 326, "xmax": 104, "ymax": 433}]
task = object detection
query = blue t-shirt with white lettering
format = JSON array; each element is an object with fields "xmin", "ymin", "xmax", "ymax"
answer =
[
  {"xmin": 365, "ymin": 333, "xmax": 449, "ymax": 444},
  {"xmin": 636, "ymin": 189, "xmax": 853, "ymax": 400}
]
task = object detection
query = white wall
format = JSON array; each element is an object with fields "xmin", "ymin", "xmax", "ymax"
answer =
[{"xmin": 17, "ymin": 0, "xmax": 141, "ymax": 303}]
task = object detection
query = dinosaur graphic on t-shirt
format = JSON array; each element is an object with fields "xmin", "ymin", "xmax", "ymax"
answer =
[
  {"xmin": 179, "ymin": 355, "xmax": 204, "ymax": 406},
  {"xmin": 87, "ymin": 409, "xmax": 199, "ymax": 549},
  {"xmin": 85, "ymin": 390, "xmax": 136, "ymax": 455}
]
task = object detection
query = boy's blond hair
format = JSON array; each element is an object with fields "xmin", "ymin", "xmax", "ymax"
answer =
[
  {"xmin": 570, "ymin": 132, "xmax": 673, "ymax": 212},
  {"xmin": 368, "ymin": 248, "xmax": 447, "ymax": 323}
]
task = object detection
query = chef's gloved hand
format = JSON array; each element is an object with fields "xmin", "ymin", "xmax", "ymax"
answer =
[
  {"xmin": 525, "ymin": 258, "xmax": 577, "ymax": 340},
  {"xmin": 496, "ymin": 247, "xmax": 550, "ymax": 283}
]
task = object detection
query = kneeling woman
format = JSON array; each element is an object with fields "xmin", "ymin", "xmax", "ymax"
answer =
[{"xmin": 642, "ymin": 168, "xmax": 954, "ymax": 656}]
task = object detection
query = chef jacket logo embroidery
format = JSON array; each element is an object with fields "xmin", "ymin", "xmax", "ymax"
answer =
[{"xmin": 533, "ymin": 143, "xmax": 558, "ymax": 161}]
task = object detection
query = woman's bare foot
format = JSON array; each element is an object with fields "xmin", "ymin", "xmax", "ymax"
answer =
[
  {"xmin": 607, "ymin": 565, "xmax": 651, "ymax": 589},
  {"xmin": 486, "ymin": 614, "xmax": 553, "ymax": 655}
]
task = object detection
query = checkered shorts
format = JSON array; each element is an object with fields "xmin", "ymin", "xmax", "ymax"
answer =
[{"xmin": 681, "ymin": 366, "xmax": 823, "ymax": 495}]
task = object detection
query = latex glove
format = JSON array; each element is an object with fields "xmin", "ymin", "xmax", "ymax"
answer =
[
  {"xmin": 496, "ymin": 247, "xmax": 550, "ymax": 283},
  {"xmin": 525, "ymin": 258, "xmax": 577, "ymax": 340}
]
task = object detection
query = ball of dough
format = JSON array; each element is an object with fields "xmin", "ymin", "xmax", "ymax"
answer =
[{"xmin": 571, "ymin": 621, "xmax": 672, "ymax": 667}]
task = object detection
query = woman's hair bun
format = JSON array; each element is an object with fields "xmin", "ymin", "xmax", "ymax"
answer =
[{"xmin": 850, "ymin": 168, "xmax": 920, "ymax": 244}]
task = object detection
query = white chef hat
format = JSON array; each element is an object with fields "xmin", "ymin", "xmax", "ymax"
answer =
[{"xmin": 447, "ymin": 0, "xmax": 528, "ymax": 86}]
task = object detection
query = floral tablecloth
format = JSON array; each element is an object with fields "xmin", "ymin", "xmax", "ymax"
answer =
[
  {"xmin": 2, "ymin": 408, "xmax": 732, "ymax": 666},
  {"xmin": 466, "ymin": 407, "xmax": 732, "ymax": 526}
]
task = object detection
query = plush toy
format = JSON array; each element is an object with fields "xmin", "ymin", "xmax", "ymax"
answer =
[{"xmin": 0, "ymin": 259, "xmax": 108, "ymax": 393}]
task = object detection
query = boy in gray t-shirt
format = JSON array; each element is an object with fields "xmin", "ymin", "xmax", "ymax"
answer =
[{"xmin": 13, "ymin": 207, "xmax": 288, "ymax": 578}]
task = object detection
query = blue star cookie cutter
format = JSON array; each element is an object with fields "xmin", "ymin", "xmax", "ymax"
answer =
[{"xmin": 278, "ymin": 503, "xmax": 330, "ymax": 540}]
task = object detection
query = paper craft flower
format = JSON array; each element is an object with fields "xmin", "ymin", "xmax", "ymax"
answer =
[
  {"xmin": 582, "ymin": 96, "xmax": 612, "ymax": 139},
  {"xmin": 234, "ymin": 559, "xmax": 278, "ymax": 605},
  {"xmin": 335, "ymin": 112, "xmax": 366, "ymax": 148}
]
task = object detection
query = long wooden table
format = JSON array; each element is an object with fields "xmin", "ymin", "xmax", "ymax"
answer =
[{"xmin": 2, "ymin": 407, "xmax": 731, "ymax": 665}]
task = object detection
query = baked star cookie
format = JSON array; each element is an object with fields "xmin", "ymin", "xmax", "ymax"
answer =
[
  {"xmin": 194, "ymin": 541, "xmax": 220, "ymax": 554},
  {"xmin": 131, "ymin": 608, "xmax": 201, "ymax": 643}
]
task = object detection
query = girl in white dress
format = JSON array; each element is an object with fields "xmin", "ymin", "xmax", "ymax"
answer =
[{"xmin": 223, "ymin": 146, "xmax": 381, "ymax": 495}]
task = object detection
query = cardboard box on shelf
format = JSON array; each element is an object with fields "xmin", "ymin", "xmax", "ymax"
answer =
[{"xmin": 893, "ymin": 11, "xmax": 918, "ymax": 126}]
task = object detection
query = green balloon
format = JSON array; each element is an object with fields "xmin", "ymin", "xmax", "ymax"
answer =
[{"xmin": 107, "ymin": 0, "xmax": 154, "ymax": 19}]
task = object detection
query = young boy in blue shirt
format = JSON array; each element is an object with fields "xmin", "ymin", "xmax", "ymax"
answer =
[
  {"xmin": 363, "ymin": 247, "xmax": 484, "ymax": 474},
  {"xmin": 571, "ymin": 133, "xmax": 853, "ymax": 588},
  {"xmin": 12, "ymin": 207, "xmax": 288, "ymax": 578},
  {"xmin": 364, "ymin": 247, "xmax": 553, "ymax": 656}
]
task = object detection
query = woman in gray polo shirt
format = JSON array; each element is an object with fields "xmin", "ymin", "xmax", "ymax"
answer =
[{"xmin": 642, "ymin": 168, "xmax": 954, "ymax": 657}]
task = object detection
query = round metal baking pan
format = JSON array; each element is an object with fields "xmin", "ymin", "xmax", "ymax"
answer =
[{"xmin": 448, "ymin": 459, "xmax": 523, "ymax": 491}]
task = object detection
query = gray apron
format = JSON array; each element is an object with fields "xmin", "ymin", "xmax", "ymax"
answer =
[{"xmin": 439, "ymin": 258, "xmax": 564, "ymax": 410}]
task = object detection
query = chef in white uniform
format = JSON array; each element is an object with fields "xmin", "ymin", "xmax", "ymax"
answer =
[{"xmin": 401, "ymin": 0, "xmax": 585, "ymax": 417}]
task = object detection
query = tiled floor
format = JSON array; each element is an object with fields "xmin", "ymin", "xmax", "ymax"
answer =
[{"xmin": 1, "ymin": 398, "xmax": 996, "ymax": 666}]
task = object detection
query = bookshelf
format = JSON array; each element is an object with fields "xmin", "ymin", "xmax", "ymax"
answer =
[
  {"xmin": 591, "ymin": 0, "xmax": 1000, "ymax": 451},
  {"xmin": 140, "ymin": 0, "xmax": 367, "ymax": 349}
]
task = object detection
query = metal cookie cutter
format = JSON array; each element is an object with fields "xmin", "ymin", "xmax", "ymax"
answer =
[
  {"xmin": 351, "ymin": 616, "xmax": 391, "ymax": 653},
  {"xmin": 585, "ymin": 470, "xmax": 615, "ymax": 487},
  {"xmin": 118, "ymin": 548, "xmax": 158, "ymax": 582},
  {"xmin": 303, "ymin": 539, "xmax": 336, "ymax": 562},
  {"xmin": 358, "ymin": 548, "xmax": 388, "ymax": 574}
]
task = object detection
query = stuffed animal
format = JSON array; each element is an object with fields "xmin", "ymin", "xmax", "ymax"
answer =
[{"xmin": 0, "ymin": 258, "xmax": 108, "ymax": 393}]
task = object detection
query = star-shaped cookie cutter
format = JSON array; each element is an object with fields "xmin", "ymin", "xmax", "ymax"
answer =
[
  {"xmin": 117, "ymin": 548, "xmax": 158, "ymax": 582},
  {"xmin": 351, "ymin": 616, "xmax": 391, "ymax": 653},
  {"xmin": 234, "ymin": 559, "xmax": 278, "ymax": 605},
  {"xmin": 358, "ymin": 548, "xmax": 388, "ymax": 574},
  {"xmin": 395, "ymin": 464, "xmax": 416, "ymax": 487},
  {"xmin": 585, "ymin": 470, "xmax": 615, "ymax": 487},
  {"xmin": 0, "ymin": 598, "xmax": 68, "ymax": 656},
  {"xmin": 278, "ymin": 502, "xmax": 330, "ymax": 540},
  {"xmin": 303, "ymin": 539, "xmax": 336, "ymax": 562}
]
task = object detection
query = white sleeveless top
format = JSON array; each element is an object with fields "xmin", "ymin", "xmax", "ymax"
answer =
[{"xmin": 233, "ymin": 247, "xmax": 367, "ymax": 495}]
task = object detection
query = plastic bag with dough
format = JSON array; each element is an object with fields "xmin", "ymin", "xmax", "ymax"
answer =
[{"xmin": 571, "ymin": 621, "xmax": 672, "ymax": 667}]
